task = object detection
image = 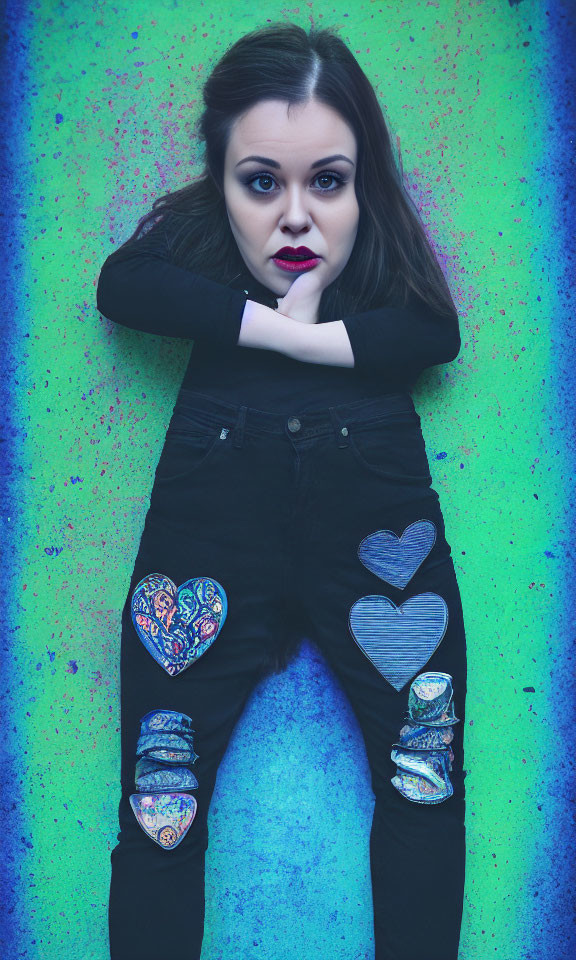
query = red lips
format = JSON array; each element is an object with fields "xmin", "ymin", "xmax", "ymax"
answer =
[{"xmin": 273, "ymin": 245, "xmax": 319, "ymax": 259}]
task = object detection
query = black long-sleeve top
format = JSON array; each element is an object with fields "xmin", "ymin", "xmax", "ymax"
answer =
[{"xmin": 96, "ymin": 217, "xmax": 461, "ymax": 413}]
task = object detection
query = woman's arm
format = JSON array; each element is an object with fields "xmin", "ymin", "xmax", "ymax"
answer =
[
  {"xmin": 238, "ymin": 299, "xmax": 354, "ymax": 367},
  {"xmin": 240, "ymin": 294, "xmax": 461, "ymax": 380},
  {"xmin": 96, "ymin": 219, "xmax": 354, "ymax": 363},
  {"xmin": 96, "ymin": 218, "xmax": 248, "ymax": 349},
  {"xmin": 97, "ymin": 216, "xmax": 460, "ymax": 379},
  {"xmin": 241, "ymin": 260, "xmax": 460, "ymax": 376},
  {"xmin": 339, "ymin": 293, "xmax": 461, "ymax": 378}
]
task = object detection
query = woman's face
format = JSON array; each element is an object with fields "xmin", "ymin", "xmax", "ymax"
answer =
[{"xmin": 222, "ymin": 97, "xmax": 359, "ymax": 296}]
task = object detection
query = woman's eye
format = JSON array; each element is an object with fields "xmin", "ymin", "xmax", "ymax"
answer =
[
  {"xmin": 245, "ymin": 174, "xmax": 276, "ymax": 194},
  {"xmin": 315, "ymin": 172, "xmax": 345, "ymax": 191},
  {"xmin": 244, "ymin": 171, "xmax": 346, "ymax": 195}
]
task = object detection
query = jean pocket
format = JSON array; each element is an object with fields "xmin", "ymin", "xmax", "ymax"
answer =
[
  {"xmin": 154, "ymin": 412, "xmax": 230, "ymax": 484},
  {"xmin": 348, "ymin": 411, "xmax": 432, "ymax": 484}
]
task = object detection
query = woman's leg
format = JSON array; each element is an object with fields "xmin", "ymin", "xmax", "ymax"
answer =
[
  {"xmin": 291, "ymin": 424, "xmax": 467, "ymax": 960},
  {"xmin": 108, "ymin": 580, "xmax": 269, "ymax": 960},
  {"xmin": 108, "ymin": 407, "xmax": 295, "ymax": 960}
]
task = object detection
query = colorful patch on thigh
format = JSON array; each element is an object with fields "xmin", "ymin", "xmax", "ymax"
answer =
[
  {"xmin": 357, "ymin": 520, "xmax": 437, "ymax": 589},
  {"xmin": 131, "ymin": 573, "xmax": 228, "ymax": 676},
  {"xmin": 348, "ymin": 593, "xmax": 448, "ymax": 691}
]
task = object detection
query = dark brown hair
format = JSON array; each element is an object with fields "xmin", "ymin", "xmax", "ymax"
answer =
[{"xmin": 121, "ymin": 21, "xmax": 457, "ymax": 323}]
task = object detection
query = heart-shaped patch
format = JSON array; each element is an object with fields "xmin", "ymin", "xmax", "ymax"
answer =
[
  {"xmin": 358, "ymin": 520, "xmax": 437, "ymax": 589},
  {"xmin": 129, "ymin": 792, "xmax": 197, "ymax": 849},
  {"xmin": 348, "ymin": 592, "xmax": 448, "ymax": 691},
  {"xmin": 131, "ymin": 573, "xmax": 227, "ymax": 676}
]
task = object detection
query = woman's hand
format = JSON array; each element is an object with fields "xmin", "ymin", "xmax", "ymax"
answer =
[
  {"xmin": 239, "ymin": 265, "xmax": 353, "ymax": 367},
  {"xmin": 239, "ymin": 296, "xmax": 354, "ymax": 367},
  {"xmin": 274, "ymin": 267, "xmax": 327, "ymax": 325}
]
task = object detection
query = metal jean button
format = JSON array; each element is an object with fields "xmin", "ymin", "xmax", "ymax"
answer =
[{"xmin": 287, "ymin": 417, "xmax": 301, "ymax": 432}]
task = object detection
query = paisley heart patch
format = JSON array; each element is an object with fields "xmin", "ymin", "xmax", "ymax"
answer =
[
  {"xmin": 358, "ymin": 520, "xmax": 437, "ymax": 589},
  {"xmin": 129, "ymin": 792, "xmax": 197, "ymax": 850},
  {"xmin": 348, "ymin": 592, "xmax": 448, "ymax": 691},
  {"xmin": 131, "ymin": 573, "xmax": 227, "ymax": 676}
]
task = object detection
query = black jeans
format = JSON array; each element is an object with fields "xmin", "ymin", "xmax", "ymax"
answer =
[{"xmin": 108, "ymin": 388, "xmax": 467, "ymax": 960}]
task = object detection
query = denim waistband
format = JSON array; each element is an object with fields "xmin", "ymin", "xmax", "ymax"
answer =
[{"xmin": 173, "ymin": 388, "xmax": 418, "ymax": 448}]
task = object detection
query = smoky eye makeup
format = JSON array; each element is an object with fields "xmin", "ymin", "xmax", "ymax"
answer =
[{"xmin": 240, "ymin": 170, "xmax": 350, "ymax": 196}]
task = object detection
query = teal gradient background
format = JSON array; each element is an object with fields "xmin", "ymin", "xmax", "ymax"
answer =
[{"xmin": 2, "ymin": 2, "xmax": 575, "ymax": 958}]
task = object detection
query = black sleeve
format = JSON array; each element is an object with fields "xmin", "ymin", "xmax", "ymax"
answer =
[
  {"xmin": 341, "ymin": 289, "xmax": 461, "ymax": 380},
  {"xmin": 96, "ymin": 217, "xmax": 248, "ymax": 348}
]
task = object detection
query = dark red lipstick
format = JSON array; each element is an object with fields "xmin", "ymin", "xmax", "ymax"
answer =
[{"xmin": 272, "ymin": 245, "xmax": 321, "ymax": 273}]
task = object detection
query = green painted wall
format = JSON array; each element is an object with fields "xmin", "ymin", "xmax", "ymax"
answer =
[{"xmin": 4, "ymin": 2, "xmax": 574, "ymax": 958}]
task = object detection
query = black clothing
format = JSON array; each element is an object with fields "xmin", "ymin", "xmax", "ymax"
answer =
[
  {"xmin": 99, "ymin": 217, "xmax": 466, "ymax": 959},
  {"xmin": 108, "ymin": 389, "xmax": 467, "ymax": 960},
  {"xmin": 96, "ymin": 217, "xmax": 460, "ymax": 413}
]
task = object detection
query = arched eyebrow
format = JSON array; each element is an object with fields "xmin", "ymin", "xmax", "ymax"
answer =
[{"xmin": 235, "ymin": 154, "xmax": 355, "ymax": 169}]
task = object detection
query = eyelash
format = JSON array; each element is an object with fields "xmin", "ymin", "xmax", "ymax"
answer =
[{"xmin": 243, "ymin": 170, "xmax": 348, "ymax": 196}]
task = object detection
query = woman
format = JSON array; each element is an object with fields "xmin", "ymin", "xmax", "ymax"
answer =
[{"xmin": 97, "ymin": 22, "xmax": 467, "ymax": 960}]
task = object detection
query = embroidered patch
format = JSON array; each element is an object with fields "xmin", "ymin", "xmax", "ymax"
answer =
[
  {"xmin": 407, "ymin": 671, "xmax": 459, "ymax": 726},
  {"xmin": 136, "ymin": 731, "xmax": 199, "ymax": 765},
  {"xmin": 131, "ymin": 573, "xmax": 228, "ymax": 676},
  {"xmin": 129, "ymin": 793, "xmax": 197, "ymax": 849},
  {"xmin": 393, "ymin": 722, "xmax": 454, "ymax": 752},
  {"xmin": 131, "ymin": 706, "xmax": 200, "ymax": 846},
  {"xmin": 139, "ymin": 708, "xmax": 195, "ymax": 736},
  {"xmin": 358, "ymin": 520, "xmax": 437, "ymax": 589},
  {"xmin": 390, "ymin": 671, "xmax": 458, "ymax": 804},
  {"xmin": 391, "ymin": 748, "xmax": 454, "ymax": 801},
  {"xmin": 135, "ymin": 758, "xmax": 199, "ymax": 793},
  {"xmin": 348, "ymin": 592, "xmax": 448, "ymax": 691},
  {"xmin": 391, "ymin": 767, "xmax": 452, "ymax": 804}
]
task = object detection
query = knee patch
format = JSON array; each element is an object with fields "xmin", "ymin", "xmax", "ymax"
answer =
[
  {"xmin": 129, "ymin": 708, "xmax": 199, "ymax": 849},
  {"xmin": 390, "ymin": 672, "xmax": 460, "ymax": 804}
]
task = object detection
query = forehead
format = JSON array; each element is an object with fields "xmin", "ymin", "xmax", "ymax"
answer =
[{"xmin": 226, "ymin": 99, "xmax": 357, "ymax": 165}]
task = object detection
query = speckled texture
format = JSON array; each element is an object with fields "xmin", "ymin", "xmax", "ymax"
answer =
[{"xmin": 3, "ymin": 2, "xmax": 576, "ymax": 959}]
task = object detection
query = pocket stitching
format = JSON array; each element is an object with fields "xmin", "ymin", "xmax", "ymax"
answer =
[
  {"xmin": 348, "ymin": 426, "xmax": 432, "ymax": 483},
  {"xmin": 155, "ymin": 426, "xmax": 226, "ymax": 482},
  {"xmin": 350, "ymin": 409, "xmax": 419, "ymax": 432}
]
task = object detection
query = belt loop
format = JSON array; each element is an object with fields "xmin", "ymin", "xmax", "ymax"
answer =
[
  {"xmin": 328, "ymin": 405, "xmax": 350, "ymax": 448},
  {"xmin": 232, "ymin": 405, "xmax": 248, "ymax": 448}
]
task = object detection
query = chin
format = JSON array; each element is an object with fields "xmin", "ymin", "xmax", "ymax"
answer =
[{"xmin": 260, "ymin": 268, "xmax": 286, "ymax": 296}]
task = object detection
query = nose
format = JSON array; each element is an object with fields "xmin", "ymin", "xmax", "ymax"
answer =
[{"xmin": 279, "ymin": 186, "xmax": 312, "ymax": 233}]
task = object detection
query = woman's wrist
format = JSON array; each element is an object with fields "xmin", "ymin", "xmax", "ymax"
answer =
[
  {"xmin": 237, "ymin": 299, "xmax": 306, "ymax": 360},
  {"xmin": 237, "ymin": 299, "xmax": 355, "ymax": 368}
]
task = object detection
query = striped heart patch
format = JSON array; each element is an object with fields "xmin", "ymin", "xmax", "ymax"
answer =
[
  {"xmin": 348, "ymin": 592, "xmax": 448, "ymax": 691},
  {"xmin": 358, "ymin": 520, "xmax": 437, "ymax": 589}
]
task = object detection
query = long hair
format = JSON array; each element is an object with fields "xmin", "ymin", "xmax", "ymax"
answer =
[
  {"xmin": 119, "ymin": 21, "xmax": 457, "ymax": 322},
  {"xmin": 116, "ymin": 22, "xmax": 458, "ymax": 677}
]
